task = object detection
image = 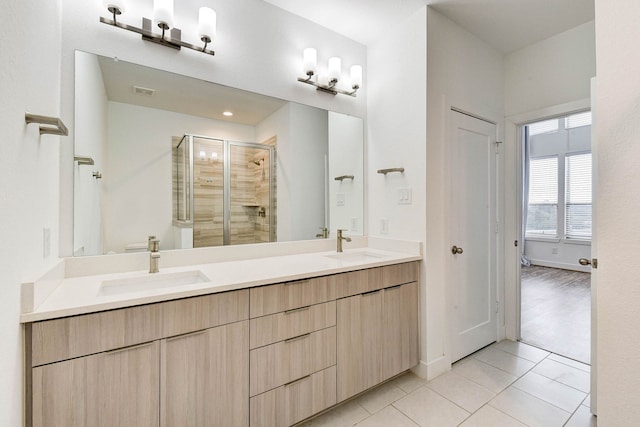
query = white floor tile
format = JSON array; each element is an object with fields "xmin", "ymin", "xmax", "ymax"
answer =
[
  {"xmin": 512, "ymin": 371, "xmax": 586, "ymax": 413},
  {"xmin": 453, "ymin": 358, "xmax": 518, "ymax": 393},
  {"xmin": 392, "ymin": 371, "xmax": 428, "ymax": 394},
  {"xmin": 426, "ymin": 371, "xmax": 496, "ymax": 413},
  {"xmin": 473, "ymin": 346, "xmax": 536, "ymax": 377},
  {"xmin": 495, "ymin": 340, "xmax": 550, "ymax": 363},
  {"xmin": 533, "ymin": 359, "xmax": 591, "ymax": 393},
  {"xmin": 565, "ymin": 404, "xmax": 597, "ymax": 427},
  {"xmin": 458, "ymin": 405, "xmax": 526, "ymax": 427},
  {"xmin": 393, "ymin": 386, "xmax": 470, "ymax": 426},
  {"xmin": 356, "ymin": 381, "xmax": 406, "ymax": 414},
  {"xmin": 489, "ymin": 386, "xmax": 571, "ymax": 427},
  {"xmin": 548, "ymin": 353, "xmax": 591, "ymax": 373},
  {"xmin": 301, "ymin": 400, "xmax": 369, "ymax": 427},
  {"xmin": 354, "ymin": 406, "xmax": 418, "ymax": 427},
  {"xmin": 583, "ymin": 394, "xmax": 591, "ymax": 408}
]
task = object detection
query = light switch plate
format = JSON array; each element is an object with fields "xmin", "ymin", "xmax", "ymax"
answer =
[{"xmin": 398, "ymin": 187, "xmax": 412, "ymax": 205}]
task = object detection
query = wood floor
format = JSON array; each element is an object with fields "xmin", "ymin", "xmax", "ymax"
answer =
[{"xmin": 520, "ymin": 265, "xmax": 591, "ymax": 364}]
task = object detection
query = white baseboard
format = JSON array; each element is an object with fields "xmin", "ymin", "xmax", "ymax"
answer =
[
  {"xmin": 424, "ymin": 356, "xmax": 451, "ymax": 381},
  {"xmin": 529, "ymin": 259, "xmax": 590, "ymax": 273}
]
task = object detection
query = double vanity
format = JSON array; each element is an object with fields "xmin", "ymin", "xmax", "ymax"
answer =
[{"xmin": 22, "ymin": 237, "xmax": 421, "ymax": 427}]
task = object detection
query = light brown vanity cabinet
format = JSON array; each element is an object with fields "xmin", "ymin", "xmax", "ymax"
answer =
[
  {"xmin": 336, "ymin": 281, "xmax": 419, "ymax": 402},
  {"xmin": 26, "ymin": 289, "xmax": 250, "ymax": 427},
  {"xmin": 26, "ymin": 261, "xmax": 420, "ymax": 427}
]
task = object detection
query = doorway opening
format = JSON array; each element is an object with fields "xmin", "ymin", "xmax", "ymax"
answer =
[{"xmin": 519, "ymin": 111, "xmax": 592, "ymax": 364}]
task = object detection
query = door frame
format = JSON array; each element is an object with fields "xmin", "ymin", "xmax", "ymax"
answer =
[
  {"xmin": 507, "ymin": 97, "xmax": 596, "ymax": 413},
  {"xmin": 503, "ymin": 98, "xmax": 591, "ymax": 342}
]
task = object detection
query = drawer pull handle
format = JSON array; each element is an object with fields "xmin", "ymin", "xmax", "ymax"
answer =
[
  {"xmin": 285, "ymin": 333, "xmax": 311, "ymax": 343},
  {"xmin": 385, "ymin": 284, "xmax": 402, "ymax": 291},
  {"xmin": 285, "ymin": 306, "xmax": 311, "ymax": 315},
  {"xmin": 284, "ymin": 374, "xmax": 311, "ymax": 387},
  {"xmin": 362, "ymin": 289, "xmax": 382, "ymax": 296},
  {"xmin": 284, "ymin": 280, "xmax": 310, "ymax": 286}
]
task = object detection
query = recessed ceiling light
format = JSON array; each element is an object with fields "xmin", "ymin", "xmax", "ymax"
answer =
[{"xmin": 223, "ymin": 111, "xmax": 233, "ymax": 117}]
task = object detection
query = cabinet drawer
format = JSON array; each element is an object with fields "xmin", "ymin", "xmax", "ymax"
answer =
[
  {"xmin": 250, "ymin": 276, "xmax": 336, "ymax": 318},
  {"xmin": 335, "ymin": 262, "xmax": 419, "ymax": 299},
  {"xmin": 249, "ymin": 366, "xmax": 336, "ymax": 427},
  {"xmin": 250, "ymin": 301, "xmax": 336, "ymax": 349},
  {"xmin": 30, "ymin": 289, "xmax": 249, "ymax": 366},
  {"xmin": 161, "ymin": 289, "xmax": 249, "ymax": 337},
  {"xmin": 30, "ymin": 303, "xmax": 163, "ymax": 367},
  {"xmin": 249, "ymin": 327, "xmax": 336, "ymax": 397}
]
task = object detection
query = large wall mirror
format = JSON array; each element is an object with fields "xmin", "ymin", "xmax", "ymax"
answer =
[{"xmin": 73, "ymin": 51, "xmax": 364, "ymax": 256}]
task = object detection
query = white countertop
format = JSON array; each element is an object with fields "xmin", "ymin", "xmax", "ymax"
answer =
[{"xmin": 21, "ymin": 238, "xmax": 421, "ymax": 323}]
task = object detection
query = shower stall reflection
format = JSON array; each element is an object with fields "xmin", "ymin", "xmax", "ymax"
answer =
[{"xmin": 173, "ymin": 134, "xmax": 276, "ymax": 248}]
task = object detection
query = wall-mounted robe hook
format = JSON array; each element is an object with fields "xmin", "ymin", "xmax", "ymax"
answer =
[{"xmin": 92, "ymin": 171, "xmax": 102, "ymax": 179}]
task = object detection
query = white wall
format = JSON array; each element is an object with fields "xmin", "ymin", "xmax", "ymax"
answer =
[
  {"xmin": 367, "ymin": 6, "xmax": 427, "ymax": 371},
  {"xmin": 594, "ymin": 0, "xmax": 640, "ymax": 422},
  {"xmin": 105, "ymin": 102, "xmax": 255, "ymax": 253},
  {"xmin": 60, "ymin": 0, "xmax": 367, "ymax": 256},
  {"xmin": 328, "ymin": 112, "xmax": 364, "ymax": 234},
  {"xmin": 0, "ymin": 2, "xmax": 62, "ymax": 425},
  {"xmin": 503, "ymin": 22, "xmax": 596, "ymax": 339},
  {"xmin": 425, "ymin": 7, "xmax": 504, "ymax": 378},
  {"xmin": 504, "ymin": 21, "xmax": 596, "ymax": 118},
  {"xmin": 74, "ymin": 51, "xmax": 108, "ymax": 256},
  {"xmin": 256, "ymin": 103, "xmax": 328, "ymax": 241}
]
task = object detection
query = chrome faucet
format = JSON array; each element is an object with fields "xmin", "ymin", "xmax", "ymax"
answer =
[
  {"xmin": 316, "ymin": 227, "xmax": 329, "ymax": 239},
  {"xmin": 149, "ymin": 238, "xmax": 160, "ymax": 273},
  {"xmin": 337, "ymin": 229, "xmax": 352, "ymax": 253}
]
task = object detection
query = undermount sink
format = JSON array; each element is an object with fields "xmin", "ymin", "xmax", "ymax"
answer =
[
  {"xmin": 325, "ymin": 251, "xmax": 389, "ymax": 263},
  {"xmin": 98, "ymin": 270, "xmax": 210, "ymax": 296}
]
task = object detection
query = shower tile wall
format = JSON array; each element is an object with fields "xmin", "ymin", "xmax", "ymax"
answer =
[{"xmin": 193, "ymin": 140, "xmax": 224, "ymax": 247}]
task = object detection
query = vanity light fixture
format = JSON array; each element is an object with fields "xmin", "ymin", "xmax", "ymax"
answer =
[
  {"xmin": 100, "ymin": 0, "xmax": 216, "ymax": 56},
  {"xmin": 297, "ymin": 48, "xmax": 363, "ymax": 97}
]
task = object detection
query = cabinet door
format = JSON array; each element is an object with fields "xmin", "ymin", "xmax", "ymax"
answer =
[
  {"xmin": 336, "ymin": 290, "xmax": 383, "ymax": 402},
  {"xmin": 162, "ymin": 320, "xmax": 249, "ymax": 427},
  {"xmin": 382, "ymin": 282, "xmax": 419, "ymax": 380},
  {"xmin": 31, "ymin": 341, "xmax": 160, "ymax": 427}
]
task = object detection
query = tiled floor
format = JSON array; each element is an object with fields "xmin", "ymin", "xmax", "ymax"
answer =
[{"xmin": 300, "ymin": 340, "xmax": 596, "ymax": 427}]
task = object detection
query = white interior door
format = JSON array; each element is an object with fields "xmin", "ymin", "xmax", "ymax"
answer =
[{"xmin": 450, "ymin": 109, "xmax": 498, "ymax": 362}]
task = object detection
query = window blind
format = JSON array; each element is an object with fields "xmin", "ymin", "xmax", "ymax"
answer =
[
  {"xmin": 565, "ymin": 111, "xmax": 592, "ymax": 129},
  {"xmin": 528, "ymin": 119, "xmax": 559, "ymax": 136},
  {"xmin": 526, "ymin": 156, "xmax": 558, "ymax": 236},
  {"xmin": 565, "ymin": 153, "xmax": 592, "ymax": 238}
]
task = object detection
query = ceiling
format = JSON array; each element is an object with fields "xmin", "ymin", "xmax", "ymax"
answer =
[
  {"xmin": 263, "ymin": 0, "xmax": 594, "ymax": 54},
  {"xmin": 98, "ymin": 56, "xmax": 287, "ymax": 126}
]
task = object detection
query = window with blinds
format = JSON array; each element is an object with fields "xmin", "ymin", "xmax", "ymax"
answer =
[
  {"xmin": 565, "ymin": 153, "xmax": 592, "ymax": 239},
  {"xmin": 526, "ymin": 156, "xmax": 558, "ymax": 236}
]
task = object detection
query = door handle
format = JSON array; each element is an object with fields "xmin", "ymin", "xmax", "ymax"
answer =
[
  {"xmin": 578, "ymin": 258, "xmax": 598, "ymax": 268},
  {"xmin": 451, "ymin": 245, "xmax": 463, "ymax": 255}
]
